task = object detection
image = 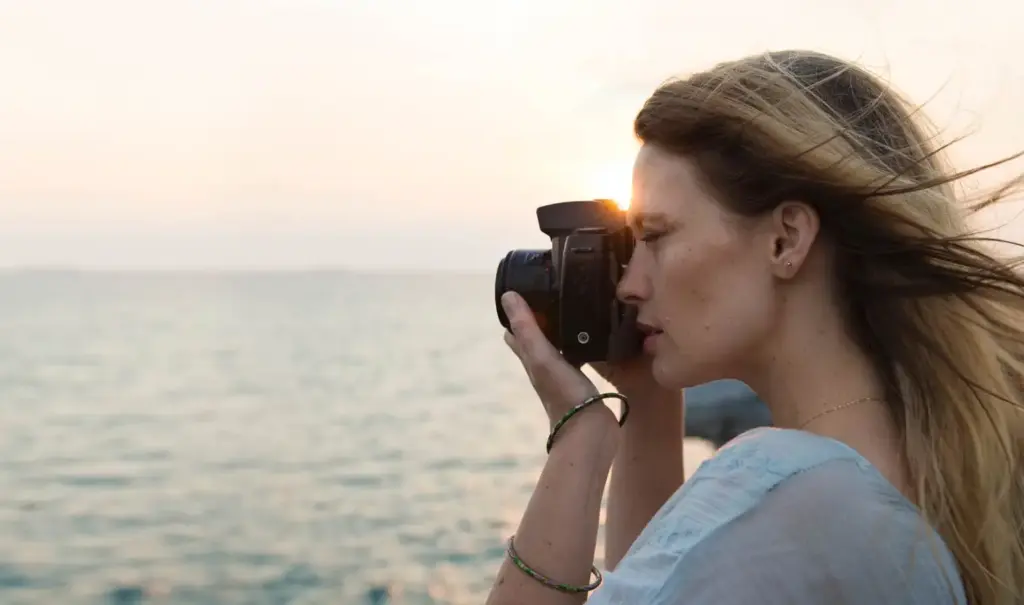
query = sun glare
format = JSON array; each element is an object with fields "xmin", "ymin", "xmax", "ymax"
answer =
[{"xmin": 588, "ymin": 158, "xmax": 635, "ymax": 211}]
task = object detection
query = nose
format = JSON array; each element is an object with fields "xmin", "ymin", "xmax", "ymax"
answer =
[{"xmin": 616, "ymin": 255, "xmax": 650, "ymax": 305}]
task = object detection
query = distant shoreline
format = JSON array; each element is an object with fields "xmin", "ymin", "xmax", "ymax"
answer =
[{"xmin": 0, "ymin": 267, "xmax": 493, "ymax": 276}]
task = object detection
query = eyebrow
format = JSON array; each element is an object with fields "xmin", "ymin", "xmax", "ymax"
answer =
[{"xmin": 628, "ymin": 211, "xmax": 670, "ymax": 231}]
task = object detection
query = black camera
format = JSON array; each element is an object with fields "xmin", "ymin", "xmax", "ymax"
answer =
[{"xmin": 494, "ymin": 199, "xmax": 643, "ymax": 366}]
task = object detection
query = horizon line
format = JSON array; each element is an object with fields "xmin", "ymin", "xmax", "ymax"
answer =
[{"xmin": 0, "ymin": 265, "xmax": 493, "ymax": 276}]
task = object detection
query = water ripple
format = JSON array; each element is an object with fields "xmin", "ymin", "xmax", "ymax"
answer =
[{"xmin": 0, "ymin": 273, "xmax": 704, "ymax": 604}]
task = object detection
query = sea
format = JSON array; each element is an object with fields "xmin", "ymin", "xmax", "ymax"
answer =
[{"xmin": 0, "ymin": 271, "xmax": 713, "ymax": 605}]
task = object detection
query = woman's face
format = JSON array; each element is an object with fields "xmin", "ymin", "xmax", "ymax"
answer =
[{"xmin": 619, "ymin": 145, "xmax": 780, "ymax": 389}]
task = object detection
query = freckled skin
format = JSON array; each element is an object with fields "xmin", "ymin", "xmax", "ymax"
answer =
[{"xmin": 618, "ymin": 145, "xmax": 780, "ymax": 390}]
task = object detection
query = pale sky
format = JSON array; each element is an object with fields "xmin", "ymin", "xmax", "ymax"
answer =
[{"xmin": 1, "ymin": 0, "xmax": 1022, "ymax": 271}]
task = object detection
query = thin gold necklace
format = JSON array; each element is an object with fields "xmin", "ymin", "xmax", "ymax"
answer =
[{"xmin": 796, "ymin": 396, "xmax": 885, "ymax": 430}]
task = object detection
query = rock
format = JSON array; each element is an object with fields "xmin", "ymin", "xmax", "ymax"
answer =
[{"xmin": 684, "ymin": 380, "xmax": 771, "ymax": 449}]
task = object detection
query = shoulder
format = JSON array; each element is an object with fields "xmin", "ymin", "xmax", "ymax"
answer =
[
  {"xmin": 673, "ymin": 461, "xmax": 966, "ymax": 605},
  {"xmin": 593, "ymin": 430, "xmax": 965, "ymax": 605}
]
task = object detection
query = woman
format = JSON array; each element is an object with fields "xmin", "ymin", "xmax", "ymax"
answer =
[{"xmin": 486, "ymin": 50, "xmax": 1024, "ymax": 605}]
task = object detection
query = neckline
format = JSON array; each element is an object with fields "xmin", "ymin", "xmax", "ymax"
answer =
[{"xmin": 726, "ymin": 427, "xmax": 919, "ymax": 511}]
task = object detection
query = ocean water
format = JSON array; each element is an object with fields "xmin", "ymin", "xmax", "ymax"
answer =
[{"xmin": 0, "ymin": 272, "xmax": 712, "ymax": 605}]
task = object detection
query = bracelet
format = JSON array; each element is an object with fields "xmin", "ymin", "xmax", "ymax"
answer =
[
  {"xmin": 546, "ymin": 392, "xmax": 630, "ymax": 453},
  {"xmin": 506, "ymin": 535, "xmax": 603, "ymax": 593}
]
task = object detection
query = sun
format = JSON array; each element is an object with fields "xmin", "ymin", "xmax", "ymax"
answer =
[{"xmin": 588, "ymin": 157, "xmax": 635, "ymax": 211}]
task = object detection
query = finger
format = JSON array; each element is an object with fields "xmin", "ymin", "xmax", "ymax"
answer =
[
  {"xmin": 502, "ymin": 292, "xmax": 542, "ymax": 340},
  {"xmin": 503, "ymin": 330, "xmax": 523, "ymax": 360},
  {"xmin": 501, "ymin": 292, "xmax": 558, "ymax": 364}
]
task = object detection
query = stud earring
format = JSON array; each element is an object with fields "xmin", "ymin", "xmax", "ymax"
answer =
[{"xmin": 785, "ymin": 261, "xmax": 793, "ymax": 268}]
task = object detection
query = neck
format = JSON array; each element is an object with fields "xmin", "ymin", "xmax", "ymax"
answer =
[
  {"xmin": 743, "ymin": 295, "xmax": 888, "ymax": 433},
  {"xmin": 740, "ymin": 293, "xmax": 910, "ymax": 494}
]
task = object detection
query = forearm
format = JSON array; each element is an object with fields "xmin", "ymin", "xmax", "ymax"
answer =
[
  {"xmin": 486, "ymin": 407, "xmax": 620, "ymax": 605},
  {"xmin": 605, "ymin": 388, "xmax": 684, "ymax": 569}
]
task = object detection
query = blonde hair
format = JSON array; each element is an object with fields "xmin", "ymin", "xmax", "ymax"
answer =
[{"xmin": 634, "ymin": 50, "xmax": 1024, "ymax": 605}]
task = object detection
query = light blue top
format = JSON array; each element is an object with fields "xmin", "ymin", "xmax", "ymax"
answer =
[{"xmin": 588, "ymin": 428, "xmax": 966, "ymax": 605}]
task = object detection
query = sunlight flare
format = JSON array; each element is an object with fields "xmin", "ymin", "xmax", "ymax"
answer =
[{"xmin": 588, "ymin": 157, "xmax": 635, "ymax": 211}]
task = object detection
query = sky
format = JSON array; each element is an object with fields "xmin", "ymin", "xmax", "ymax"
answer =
[{"xmin": 1, "ymin": 0, "xmax": 1022, "ymax": 271}]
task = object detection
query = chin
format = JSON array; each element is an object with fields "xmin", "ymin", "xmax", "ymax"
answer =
[
  {"xmin": 651, "ymin": 353, "xmax": 723, "ymax": 391},
  {"xmin": 650, "ymin": 355, "xmax": 690, "ymax": 391}
]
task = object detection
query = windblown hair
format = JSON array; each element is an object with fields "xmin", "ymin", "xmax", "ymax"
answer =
[{"xmin": 634, "ymin": 50, "xmax": 1024, "ymax": 605}]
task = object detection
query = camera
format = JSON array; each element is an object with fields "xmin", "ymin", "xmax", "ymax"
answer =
[{"xmin": 494, "ymin": 199, "xmax": 643, "ymax": 366}]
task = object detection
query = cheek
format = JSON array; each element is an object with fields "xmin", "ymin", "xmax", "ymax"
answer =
[{"xmin": 653, "ymin": 238, "xmax": 772, "ymax": 362}]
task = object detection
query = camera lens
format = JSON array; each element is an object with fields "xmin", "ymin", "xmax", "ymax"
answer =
[{"xmin": 494, "ymin": 249, "xmax": 559, "ymax": 339}]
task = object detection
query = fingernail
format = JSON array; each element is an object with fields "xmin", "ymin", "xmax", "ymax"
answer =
[{"xmin": 501, "ymin": 291, "xmax": 517, "ymax": 313}]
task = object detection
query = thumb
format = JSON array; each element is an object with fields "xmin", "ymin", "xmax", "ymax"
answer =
[{"xmin": 501, "ymin": 291, "xmax": 559, "ymax": 365}]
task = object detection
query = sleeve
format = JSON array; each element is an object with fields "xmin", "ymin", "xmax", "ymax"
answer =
[{"xmin": 663, "ymin": 461, "xmax": 967, "ymax": 605}]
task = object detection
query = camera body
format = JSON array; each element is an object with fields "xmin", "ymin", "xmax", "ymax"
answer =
[{"xmin": 494, "ymin": 199, "xmax": 643, "ymax": 366}]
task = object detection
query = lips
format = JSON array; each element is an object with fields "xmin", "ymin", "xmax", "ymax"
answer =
[
  {"xmin": 636, "ymin": 321, "xmax": 663, "ymax": 337},
  {"xmin": 637, "ymin": 321, "xmax": 663, "ymax": 353}
]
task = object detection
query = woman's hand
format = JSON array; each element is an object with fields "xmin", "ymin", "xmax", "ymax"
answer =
[{"xmin": 501, "ymin": 291, "xmax": 602, "ymax": 428}]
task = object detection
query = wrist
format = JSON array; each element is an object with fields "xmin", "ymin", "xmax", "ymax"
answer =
[
  {"xmin": 619, "ymin": 387, "xmax": 683, "ymax": 415},
  {"xmin": 617, "ymin": 391, "xmax": 682, "ymax": 448},
  {"xmin": 613, "ymin": 378, "xmax": 677, "ymax": 399},
  {"xmin": 547, "ymin": 393, "xmax": 619, "ymax": 432},
  {"xmin": 547, "ymin": 403, "xmax": 620, "ymax": 457}
]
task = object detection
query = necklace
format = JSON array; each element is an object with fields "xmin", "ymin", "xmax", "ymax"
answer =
[{"xmin": 796, "ymin": 396, "xmax": 885, "ymax": 430}]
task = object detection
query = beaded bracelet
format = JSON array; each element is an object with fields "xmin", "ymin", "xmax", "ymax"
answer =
[
  {"xmin": 506, "ymin": 535, "xmax": 603, "ymax": 593},
  {"xmin": 546, "ymin": 392, "xmax": 630, "ymax": 453}
]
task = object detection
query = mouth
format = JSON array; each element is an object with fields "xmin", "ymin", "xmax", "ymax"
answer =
[
  {"xmin": 637, "ymin": 321, "xmax": 663, "ymax": 352},
  {"xmin": 636, "ymin": 321, "xmax": 663, "ymax": 337}
]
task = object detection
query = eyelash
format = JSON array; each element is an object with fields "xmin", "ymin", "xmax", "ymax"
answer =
[{"xmin": 639, "ymin": 231, "xmax": 665, "ymax": 244}]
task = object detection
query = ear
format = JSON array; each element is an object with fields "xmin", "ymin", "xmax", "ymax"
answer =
[{"xmin": 768, "ymin": 201, "xmax": 819, "ymax": 279}]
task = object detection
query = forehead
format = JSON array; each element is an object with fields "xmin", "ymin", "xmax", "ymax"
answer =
[{"xmin": 628, "ymin": 144, "xmax": 709, "ymax": 225}]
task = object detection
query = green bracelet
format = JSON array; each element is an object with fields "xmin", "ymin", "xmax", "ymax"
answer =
[
  {"xmin": 546, "ymin": 392, "xmax": 629, "ymax": 453},
  {"xmin": 506, "ymin": 535, "xmax": 603, "ymax": 593}
]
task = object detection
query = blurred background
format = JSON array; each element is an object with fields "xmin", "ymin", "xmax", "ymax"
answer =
[{"xmin": 1, "ymin": 1, "xmax": 1022, "ymax": 603}]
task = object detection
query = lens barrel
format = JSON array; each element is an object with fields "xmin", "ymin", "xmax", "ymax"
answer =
[{"xmin": 494, "ymin": 249, "xmax": 559, "ymax": 340}]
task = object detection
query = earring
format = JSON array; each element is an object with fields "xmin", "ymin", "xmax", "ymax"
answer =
[{"xmin": 785, "ymin": 261, "xmax": 793, "ymax": 268}]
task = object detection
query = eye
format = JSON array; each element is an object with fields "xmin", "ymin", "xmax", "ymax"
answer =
[{"xmin": 639, "ymin": 230, "xmax": 665, "ymax": 244}]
